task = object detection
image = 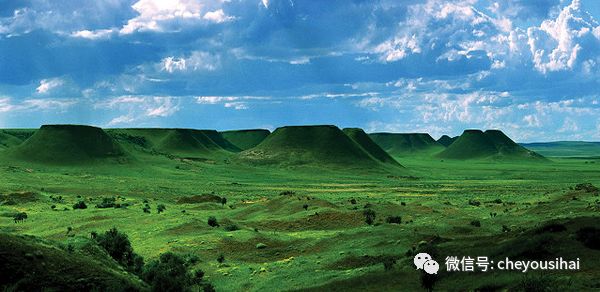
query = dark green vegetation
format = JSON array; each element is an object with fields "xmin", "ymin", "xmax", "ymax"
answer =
[
  {"xmin": 221, "ymin": 129, "xmax": 271, "ymax": 150},
  {"xmin": 7, "ymin": 125, "xmax": 126, "ymax": 164},
  {"xmin": 343, "ymin": 128, "xmax": 401, "ymax": 166},
  {"xmin": 238, "ymin": 125, "xmax": 399, "ymax": 169},
  {"xmin": 0, "ymin": 124, "xmax": 599, "ymax": 291},
  {"xmin": 521, "ymin": 141, "xmax": 600, "ymax": 157},
  {"xmin": 436, "ymin": 135, "xmax": 457, "ymax": 147},
  {"xmin": 369, "ymin": 133, "xmax": 444, "ymax": 156},
  {"xmin": 437, "ymin": 129, "xmax": 546, "ymax": 161}
]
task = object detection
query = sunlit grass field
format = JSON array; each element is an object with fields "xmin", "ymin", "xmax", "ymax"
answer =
[{"xmin": 1, "ymin": 148, "xmax": 599, "ymax": 290}]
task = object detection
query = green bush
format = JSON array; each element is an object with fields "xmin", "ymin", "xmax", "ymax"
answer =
[
  {"xmin": 385, "ymin": 216, "xmax": 402, "ymax": 224},
  {"xmin": 157, "ymin": 204, "xmax": 166, "ymax": 214},
  {"xmin": 363, "ymin": 209, "xmax": 376, "ymax": 225},
  {"xmin": 73, "ymin": 201, "xmax": 87, "ymax": 209},
  {"xmin": 96, "ymin": 197, "xmax": 116, "ymax": 208},
  {"xmin": 224, "ymin": 224, "xmax": 239, "ymax": 231},
  {"xmin": 95, "ymin": 227, "xmax": 144, "ymax": 274},
  {"xmin": 143, "ymin": 252, "xmax": 189, "ymax": 292},
  {"xmin": 208, "ymin": 216, "xmax": 219, "ymax": 227},
  {"xmin": 470, "ymin": 220, "xmax": 481, "ymax": 227},
  {"xmin": 13, "ymin": 212, "xmax": 27, "ymax": 223}
]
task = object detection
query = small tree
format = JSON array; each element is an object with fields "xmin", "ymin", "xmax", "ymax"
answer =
[
  {"xmin": 217, "ymin": 254, "xmax": 225, "ymax": 263},
  {"xmin": 143, "ymin": 252, "xmax": 189, "ymax": 292},
  {"xmin": 208, "ymin": 216, "xmax": 219, "ymax": 227},
  {"xmin": 303, "ymin": 204, "xmax": 309, "ymax": 211},
  {"xmin": 157, "ymin": 204, "xmax": 166, "ymax": 214},
  {"xmin": 143, "ymin": 204, "xmax": 151, "ymax": 213},
  {"xmin": 220, "ymin": 197, "xmax": 227, "ymax": 206},
  {"xmin": 73, "ymin": 201, "xmax": 87, "ymax": 209},
  {"xmin": 363, "ymin": 209, "xmax": 376, "ymax": 225},
  {"xmin": 95, "ymin": 227, "xmax": 144, "ymax": 274}
]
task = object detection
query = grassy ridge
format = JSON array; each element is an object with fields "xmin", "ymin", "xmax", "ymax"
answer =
[
  {"xmin": 0, "ymin": 131, "xmax": 22, "ymax": 149},
  {"xmin": 369, "ymin": 133, "xmax": 445, "ymax": 156},
  {"xmin": 436, "ymin": 135, "xmax": 457, "ymax": 147},
  {"xmin": 437, "ymin": 129, "xmax": 545, "ymax": 161},
  {"xmin": 221, "ymin": 129, "xmax": 271, "ymax": 150},
  {"xmin": 343, "ymin": 128, "xmax": 401, "ymax": 166},
  {"xmin": 521, "ymin": 141, "xmax": 600, "ymax": 157},
  {"xmin": 0, "ymin": 233, "xmax": 147, "ymax": 291},
  {"xmin": 238, "ymin": 125, "xmax": 390, "ymax": 168}
]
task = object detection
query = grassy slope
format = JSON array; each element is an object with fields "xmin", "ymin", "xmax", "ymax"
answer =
[
  {"xmin": 0, "ymin": 131, "xmax": 23, "ymax": 149},
  {"xmin": 0, "ymin": 127, "xmax": 599, "ymax": 291},
  {"xmin": 200, "ymin": 130, "xmax": 242, "ymax": 152},
  {"xmin": 436, "ymin": 135, "xmax": 457, "ymax": 147},
  {"xmin": 369, "ymin": 133, "xmax": 445, "ymax": 156},
  {"xmin": 6, "ymin": 125, "xmax": 127, "ymax": 164},
  {"xmin": 438, "ymin": 129, "xmax": 545, "ymax": 161},
  {"xmin": 238, "ymin": 125, "xmax": 389, "ymax": 169},
  {"xmin": 521, "ymin": 141, "xmax": 600, "ymax": 157},
  {"xmin": 342, "ymin": 128, "xmax": 401, "ymax": 166},
  {"xmin": 221, "ymin": 129, "xmax": 271, "ymax": 150},
  {"xmin": 0, "ymin": 233, "xmax": 148, "ymax": 291}
]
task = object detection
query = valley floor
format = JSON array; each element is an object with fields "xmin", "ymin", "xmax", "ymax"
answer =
[{"xmin": 1, "ymin": 154, "xmax": 599, "ymax": 291}]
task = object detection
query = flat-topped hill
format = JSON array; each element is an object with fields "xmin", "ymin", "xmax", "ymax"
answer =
[
  {"xmin": 437, "ymin": 129, "xmax": 546, "ymax": 160},
  {"xmin": 221, "ymin": 129, "xmax": 270, "ymax": 150},
  {"xmin": 238, "ymin": 125, "xmax": 394, "ymax": 168},
  {"xmin": 9, "ymin": 125, "xmax": 126, "ymax": 164},
  {"xmin": 368, "ymin": 133, "xmax": 444, "ymax": 156}
]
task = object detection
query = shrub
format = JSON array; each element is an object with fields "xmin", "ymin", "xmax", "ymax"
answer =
[
  {"xmin": 96, "ymin": 197, "xmax": 116, "ymax": 208},
  {"xmin": 279, "ymin": 191, "xmax": 295, "ymax": 196},
  {"xmin": 157, "ymin": 204, "xmax": 166, "ymax": 214},
  {"xmin": 224, "ymin": 224, "xmax": 239, "ymax": 231},
  {"xmin": 95, "ymin": 227, "xmax": 144, "ymax": 274},
  {"xmin": 386, "ymin": 216, "xmax": 402, "ymax": 224},
  {"xmin": 220, "ymin": 197, "xmax": 227, "ymax": 206},
  {"xmin": 13, "ymin": 212, "xmax": 27, "ymax": 223},
  {"xmin": 470, "ymin": 220, "xmax": 481, "ymax": 227},
  {"xmin": 73, "ymin": 201, "xmax": 87, "ymax": 209},
  {"xmin": 349, "ymin": 198, "xmax": 357, "ymax": 205},
  {"xmin": 50, "ymin": 204, "xmax": 56, "ymax": 210},
  {"xmin": 468, "ymin": 199, "xmax": 481, "ymax": 207},
  {"xmin": 217, "ymin": 254, "xmax": 225, "ymax": 263},
  {"xmin": 574, "ymin": 183, "xmax": 599, "ymax": 193},
  {"xmin": 208, "ymin": 216, "xmax": 219, "ymax": 227},
  {"xmin": 303, "ymin": 204, "xmax": 309, "ymax": 211},
  {"xmin": 143, "ymin": 204, "xmax": 151, "ymax": 213},
  {"xmin": 363, "ymin": 209, "xmax": 376, "ymax": 225},
  {"xmin": 143, "ymin": 252, "xmax": 189, "ymax": 292}
]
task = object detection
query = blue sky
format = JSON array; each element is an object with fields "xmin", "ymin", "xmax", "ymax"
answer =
[{"xmin": 1, "ymin": 0, "xmax": 600, "ymax": 142}]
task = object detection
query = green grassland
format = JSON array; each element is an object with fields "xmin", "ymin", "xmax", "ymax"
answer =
[{"xmin": 1, "ymin": 125, "xmax": 599, "ymax": 291}]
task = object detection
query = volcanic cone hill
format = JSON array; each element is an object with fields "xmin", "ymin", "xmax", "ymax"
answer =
[
  {"xmin": 368, "ymin": 133, "xmax": 445, "ymax": 156},
  {"xmin": 8, "ymin": 125, "xmax": 127, "ymax": 164},
  {"xmin": 342, "ymin": 128, "xmax": 401, "ymax": 166},
  {"xmin": 0, "ymin": 131, "xmax": 22, "ymax": 149},
  {"xmin": 107, "ymin": 128, "xmax": 227, "ymax": 157},
  {"xmin": 221, "ymin": 129, "xmax": 271, "ymax": 150},
  {"xmin": 238, "ymin": 125, "xmax": 396, "ymax": 168},
  {"xmin": 437, "ymin": 129, "xmax": 546, "ymax": 160},
  {"xmin": 437, "ymin": 135, "xmax": 458, "ymax": 147}
]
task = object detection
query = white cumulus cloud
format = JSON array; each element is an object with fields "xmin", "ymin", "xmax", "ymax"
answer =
[{"xmin": 36, "ymin": 78, "xmax": 64, "ymax": 94}]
